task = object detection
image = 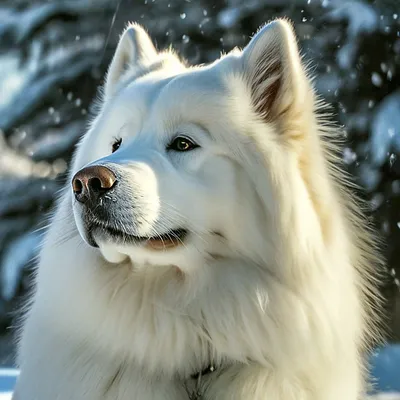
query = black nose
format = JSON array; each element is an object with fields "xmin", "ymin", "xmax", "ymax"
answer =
[{"xmin": 72, "ymin": 165, "xmax": 117, "ymax": 204}]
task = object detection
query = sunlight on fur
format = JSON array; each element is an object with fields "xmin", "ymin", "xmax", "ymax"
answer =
[{"xmin": 13, "ymin": 19, "xmax": 384, "ymax": 400}]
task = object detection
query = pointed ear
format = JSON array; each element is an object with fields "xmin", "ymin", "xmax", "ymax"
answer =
[
  {"xmin": 104, "ymin": 23, "xmax": 157, "ymax": 98},
  {"xmin": 242, "ymin": 19, "xmax": 310, "ymax": 122}
]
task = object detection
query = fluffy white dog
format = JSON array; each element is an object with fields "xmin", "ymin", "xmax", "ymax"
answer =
[{"xmin": 13, "ymin": 19, "xmax": 383, "ymax": 399}]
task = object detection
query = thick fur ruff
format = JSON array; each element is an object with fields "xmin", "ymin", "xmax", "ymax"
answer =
[{"xmin": 13, "ymin": 19, "xmax": 384, "ymax": 400}]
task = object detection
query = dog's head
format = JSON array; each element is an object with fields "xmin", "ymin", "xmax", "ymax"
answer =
[{"xmin": 71, "ymin": 20, "xmax": 318, "ymax": 272}]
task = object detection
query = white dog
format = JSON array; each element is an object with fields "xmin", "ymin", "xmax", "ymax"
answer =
[{"xmin": 13, "ymin": 19, "xmax": 383, "ymax": 399}]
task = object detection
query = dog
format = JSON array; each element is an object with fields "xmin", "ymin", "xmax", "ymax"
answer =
[{"xmin": 13, "ymin": 19, "xmax": 383, "ymax": 399}]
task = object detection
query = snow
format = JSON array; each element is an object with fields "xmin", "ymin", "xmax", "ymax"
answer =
[
  {"xmin": 370, "ymin": 345, "xmax": 400, "ymax": 393},
  {"xmin": 0, "ymin": 232, "xmax": 41, "ymax": 301},
  {"xmin": 0, "ymin": 368, "xmax": 18, "ymax": 399},
  {"xmin": 324, "ymin": 1, "xmax": 378, "ymax": 70},
  {"xmin": 370, "ymin": 91, "xmax": 400, "ymax": 167}
]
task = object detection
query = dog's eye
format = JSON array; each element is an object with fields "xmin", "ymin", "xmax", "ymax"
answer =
[
  {"xmin": 168, "ymin": 136, "xmax": 199, "ymax": 152},
  {"xmin": 112, "ymin": 138, "xmax": 122, "ymax": 153}
]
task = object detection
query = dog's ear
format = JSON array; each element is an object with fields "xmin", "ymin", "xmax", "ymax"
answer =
[
  {"xmin": 104, "ymin": 23, "xmax": 157, "ymax": 98},
  {"xmin": 242, "ymin": 19, "xmax": 310, "ymax": 122}
]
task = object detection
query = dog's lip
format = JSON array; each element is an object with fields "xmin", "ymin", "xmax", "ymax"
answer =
[
  {"xmin": 145, "ymin": 229, "xmax": 188, "ymax": 250},
  {"xmin": 90, "ymin": 224, "xmax": 188, "ymax": 249}
]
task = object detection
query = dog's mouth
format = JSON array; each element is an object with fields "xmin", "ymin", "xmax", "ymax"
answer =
[
  {"xmin": 89, "ymin": 224, "xmax": 188, "ymax": 251},
  {"xmin": 144, "ymin": 228, "xmax": 188, "ymax": 250}
]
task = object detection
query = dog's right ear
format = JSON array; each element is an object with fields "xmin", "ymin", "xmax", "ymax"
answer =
[
  {"xmin": 104, "ymin": 23, "xmax": 157, "ymax": 99},
  {"xmin": 241, "ymin": 19, "xmax": 311, "ymax": 124}
]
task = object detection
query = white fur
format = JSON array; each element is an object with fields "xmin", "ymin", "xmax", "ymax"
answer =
[{"xmin": 13, "ymin": 21, "xmax": 383, "ymax": 399}]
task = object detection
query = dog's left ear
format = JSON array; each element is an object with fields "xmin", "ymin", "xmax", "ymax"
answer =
[
  {"xmin": 242, "ymin": 19, "xmax": 311, "ymax": 122},
  {"xmin": 104, "ymin": 23, "xmax": 157, "ymax": 99}
]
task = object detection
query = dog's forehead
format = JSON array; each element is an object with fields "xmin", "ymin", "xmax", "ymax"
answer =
[
  {"xmin": 113, "ymin": 64, "xmax": 228, "ymax": 127},
  {"xmin": 159, "ymin": 66, "xmax": 225, "ymax": 99}
]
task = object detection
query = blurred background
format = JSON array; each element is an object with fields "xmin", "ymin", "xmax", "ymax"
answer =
[{"xmin": 0, "ymin": 0, "xmax": 399, "ymax": 393}]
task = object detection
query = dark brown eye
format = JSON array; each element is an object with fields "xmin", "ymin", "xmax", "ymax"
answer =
[
  {"xmin": 167, "ymin": 136, "xmax": 198, "ymax": 152},
  {"xmin": 112, "ymin": 138, "xmax": 122, "ymax": 153}
]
